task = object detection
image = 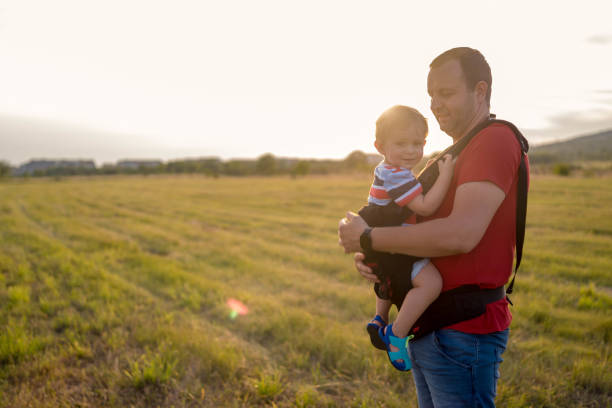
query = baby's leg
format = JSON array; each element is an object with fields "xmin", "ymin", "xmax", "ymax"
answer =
[
  {"xmin": 375, "ymin": 295, "xmax": 392, "ymax": 324},
  {"xmin": 368, "ymin": 293, "xmax": 392, "ymax": 350},
  {"xmin": 392, "ymin": 261, "xmax": 442, "ymax": 338}
]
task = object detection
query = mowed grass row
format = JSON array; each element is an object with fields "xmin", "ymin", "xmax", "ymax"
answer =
[{"xmin": 0, "ymin": 174, "xmax": 610, "ymax": 407}]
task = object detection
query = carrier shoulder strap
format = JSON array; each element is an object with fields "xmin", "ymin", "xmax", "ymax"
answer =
[
  {"xmin": 495, "ymin": 119, "xmax": 529, "ymax": 299},
  {"xmin": 416, "ymin": 114, "xmax": 529, "ymax": 298}
]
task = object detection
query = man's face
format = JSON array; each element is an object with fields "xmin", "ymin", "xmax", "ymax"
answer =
[{"xmin": 427, "ymin": 59, "xmax": 480, "ymax": 140}]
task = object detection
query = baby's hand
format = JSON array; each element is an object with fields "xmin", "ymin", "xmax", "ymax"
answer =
[{"xmin": 437, "ymin": 154, "xmax": 456, "ymax": 176}]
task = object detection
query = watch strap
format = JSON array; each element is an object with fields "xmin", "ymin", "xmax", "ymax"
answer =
[{"xmin": 360, "ymin": 227, "xmax": 373, "ymax": 253}]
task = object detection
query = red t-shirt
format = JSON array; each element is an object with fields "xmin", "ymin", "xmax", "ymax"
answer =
[{"xmin": 425, "ymin": 123, "xmax": 529, "ymax": 334}]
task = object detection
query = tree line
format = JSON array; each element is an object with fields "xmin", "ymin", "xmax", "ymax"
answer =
[{"xmin": 0, "ymin": 151, "xmax": 379, "ymax": 179}]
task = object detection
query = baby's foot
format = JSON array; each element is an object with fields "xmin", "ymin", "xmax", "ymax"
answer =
[
  {"xmin": 383, "ymin": 326, "xmax": 403, "ymax": 364},
  {"xmin": 370, "ymin": 316, "xmax": 385, "ymax": 328},
  {"xmin": 379, "ymin": 323, "xmax": 412, "ymax": 371},
  {"xmin": 367, "ymin": 315, "xmax": 387, "ymax": 350}
]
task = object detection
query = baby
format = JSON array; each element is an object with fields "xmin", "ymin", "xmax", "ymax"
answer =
[{"xmin": 358, "ymin": 105, "xmax": 454, "ymax": 371}]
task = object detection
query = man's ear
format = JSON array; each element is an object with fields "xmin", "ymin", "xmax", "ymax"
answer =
[{"xmin": 475, "ymin": 80, "xmax": 488, "ymax": 102}]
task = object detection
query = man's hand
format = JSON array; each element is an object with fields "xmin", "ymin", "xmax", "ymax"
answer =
[
  {"xmin": 354, "ymin": 252, "xmax": 379, "ymax": 283},
  {"xmin": 338, "ymin": 212, "xmax": 368, "ymax": 253}
]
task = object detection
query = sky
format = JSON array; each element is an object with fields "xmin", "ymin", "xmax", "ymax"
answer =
[{"xmin": 1, "ymin": 0, "xmax": 612, "ymax": 166}]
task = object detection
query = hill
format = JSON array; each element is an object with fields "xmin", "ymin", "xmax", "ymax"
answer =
[{"xmin": 529, "ymin": 129, "xmax": 612, "ymax": 163}]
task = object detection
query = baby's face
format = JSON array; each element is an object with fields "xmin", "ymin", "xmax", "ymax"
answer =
[{"xmin": 379, "ymin": 127, "xmax": 425, "ymax": 169}]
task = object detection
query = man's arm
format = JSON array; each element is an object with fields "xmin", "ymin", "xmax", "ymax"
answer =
[{"xmin": 339, "ymin": 180, "xmax": 505, "ymax": 257}]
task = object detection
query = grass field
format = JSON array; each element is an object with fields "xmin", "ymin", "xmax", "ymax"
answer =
[{"xmin": 0, "ymin": 174, "xmax": 610, "ymax": 407}]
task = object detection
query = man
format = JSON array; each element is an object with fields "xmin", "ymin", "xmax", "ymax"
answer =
[{"xmin": 338, "ymin": 47, "xmax": 529, "ymax": 407}]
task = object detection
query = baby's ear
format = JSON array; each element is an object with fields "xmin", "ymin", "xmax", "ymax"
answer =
[
  {"xmin": 423, "ymin": 138, "xmax": 427, "ymax": 146},
  {"xmin": 374, "ymin": 140, "xmax": 383, "ymax": 155}
]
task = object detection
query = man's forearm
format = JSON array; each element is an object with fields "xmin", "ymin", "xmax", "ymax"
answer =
[
  {"xmin": 369, "ymin": 181, "xmax": 506, "ymax": 258},
  {"xmin": 370, "ymin": 216, "xmax": 465, "ymax": 257}
]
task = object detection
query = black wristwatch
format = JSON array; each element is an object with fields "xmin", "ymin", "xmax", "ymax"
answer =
[{"xmin": 360, "ymin": 227, "xmax": 373, "ymax": 253}]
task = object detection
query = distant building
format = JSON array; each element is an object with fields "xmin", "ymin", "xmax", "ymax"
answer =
[
  {"xmin": 276, "ymin": 158, "xmax": 299, "ymax": 171},
  {"xmin": 14, "ymin": 159, "xmax": 96, "ymax": 176},
  {"xmin": 116, "ymin": 160, "xmax": 162, "ymax": 170}
]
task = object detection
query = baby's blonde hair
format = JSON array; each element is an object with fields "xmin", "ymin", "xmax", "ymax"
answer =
[{"xmin": 375, "ymin": 105, "xmax": 428, "ymax": 144}]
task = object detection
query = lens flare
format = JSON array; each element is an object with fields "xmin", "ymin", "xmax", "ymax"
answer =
[{"xmin": 226, "ymin": 298, "xmax": 249, "ymax": 319}]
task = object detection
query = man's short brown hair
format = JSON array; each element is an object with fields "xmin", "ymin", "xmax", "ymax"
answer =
[
  {"xmin": 375, "ymin": 105, "xmax": 428, "ymax": 143},
  {"xmin": 430, "ymin": 47, "xmax": 492, "ymax": 105}
]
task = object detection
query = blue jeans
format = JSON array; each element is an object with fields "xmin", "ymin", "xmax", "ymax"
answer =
[{"xmin": 408, "ymin": 328, "xmax": 509, "ymax": 408}]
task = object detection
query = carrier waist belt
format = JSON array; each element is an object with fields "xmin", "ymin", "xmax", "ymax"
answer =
[{"xmin": 409, "ymin": 285, "xmax": 506, "ymax": 340}]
